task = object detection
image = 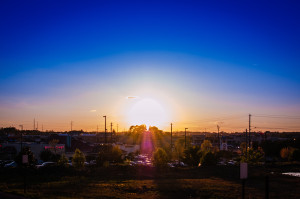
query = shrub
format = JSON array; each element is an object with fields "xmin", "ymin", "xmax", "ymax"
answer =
[
  {"xmin": 153, "ymin": 148, "xmax": 169, "ymax": 168},
  {"xmin": 200, "ymin": 152, "xmax": 217, "ymax": 166},
  {"xmin": 72, "ymin": 148, "xmax": 86, "ymax": 168}
]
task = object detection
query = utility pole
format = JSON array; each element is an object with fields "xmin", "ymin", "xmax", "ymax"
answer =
[
  {"xmin": 110, "ymin": 122, "xmax": 113, "ymax": 142},
  {"xmin": 103, "ymin": 116, "xmax": 107, "ymax": 144},
  {"xmin": 185, "ymin": 128, "xmax": 188, "ymax": 149},
  {"xmin": 249, "ymin": 114, "xmax": 251, "ymax": 148},
  {"xmin": 171, "ymin": 123, "xmax": 173, "ymax": 150},
  {"xmin": 245, "ymin": 129, "xmax": 248, "ymax": 158},
  {"xmin": 217, "ymin": 125, "xmax": 220, "ymax": 149},
  {"xmin": 33, "ymin": 118, "xmax": 35, "ymax": 130},
  {"xmin": 19, "ymin": 125, "xmax": 23, "ymax": 150}
]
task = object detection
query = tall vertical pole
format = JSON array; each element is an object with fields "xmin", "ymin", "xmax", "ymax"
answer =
[
  {"xmin": 171, "ymin": 123, "xmax": 173, "ymax": 149},
  {"xmin": 110, "ymin": 122, "xmax": 113, "ymax": 143},
  {"xmin": 245, "ymin": 129, "xmax": 248, "ymax": 159},
  {"xmin": 217, "ymin": 125, "xmax": 220, "ymax": 149},
  {"xmin": 19, "ymin": 125, "xmax": 23, "ymax": 150},
  {"xmin": 71, "ymin": 121, "xmax": 73, "ymax": 131},
  {"xmin": 249, "ymin": 114, "xmax": 251, "ymax": 148},
  {"xmin": 34, "ymin": 118, "xmax": 35, "ymax": 130},
  {"xmin": 103, "ymin": 116, "xmax": 107, "ymax": 144},
  {"xmin": 185, "ymin": 128, "xmax": 188, "ymax": 149}
]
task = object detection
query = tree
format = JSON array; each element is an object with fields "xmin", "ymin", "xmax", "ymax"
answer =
[
  {"xmin": 128, "ymin": 125, "xmax": 147, "ymax": 144},
  {"xmin": 72, "ymin": 148, "xmax": 86, "ymax": 168},
  {"xmin": 15, "ymin": 146, "xmax": 36, "ymax": 166},
  {"xmin": 201, "ymin": 140, "xmax": 212, "ymax": 154},
  {"xmin": 40, "ymin": 150, "xmax": 54, "ymax": 162},
  {"xmin": 280, "ymin": 147, "xmax": 294, "ymax": 161},
  {"xmin": 241, "ymin": 148, "xmax": 264, "ymax": 164},
  {"xmin": 58, "ymin": 154, "xmax": 69, "ymax": 167},
  {"xmin": 182, "ymin": 146, "xmax": 202, "ymax": 167},
  {"xmin": 291, "ymin": 149, "xmax": 300, "ymax": 161},
  {"xmin": 200, "ymin": 152, "xmax": 217, "ymax": 166},
  {"xmin": 111, "ymin": 145, "xmax": 123, "ymax": 163},
  {"xmin": 96, "ymin": 145, "xmax": 112, "ymax": 166},
  {"xmin": 174, "ymin": 138, "xmax": 190, "ymax": 160},
  {"xmin": 149, "ymin": 126, "xmax": 163, "ymax": 134},
  {"xmin": 153, "ymin": 148, "xmax": 169, "ymax": 168}
]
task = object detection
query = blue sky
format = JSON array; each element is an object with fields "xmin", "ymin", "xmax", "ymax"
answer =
[{"xmin": 0, "ymin": 1, "xmax": 299, "ymax": 131}]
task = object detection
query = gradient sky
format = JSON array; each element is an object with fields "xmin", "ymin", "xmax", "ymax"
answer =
[{"xmin": 1, "ymin": 0, "xmax": 300, "ymax": 132}]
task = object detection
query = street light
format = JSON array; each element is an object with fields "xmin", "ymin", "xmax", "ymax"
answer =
[
  {"xmin": 19, "ymin": 125, "xmax": 23, "ymax": 150},
  {"xmin": 185, "ymin": 128, "xmax": 188, "ymax": 149},
  {"xmin": 103, "ymin": 116, "xmax": 107, "ymax": 144}
]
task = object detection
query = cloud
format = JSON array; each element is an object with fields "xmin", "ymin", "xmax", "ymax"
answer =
[
  {"xmin": 90, "ymin": 110, "xmax": 97, "ymax": 112},
  {"xmin": 126, "ymin": 96, "xmax": 139, "ymax": 99}
]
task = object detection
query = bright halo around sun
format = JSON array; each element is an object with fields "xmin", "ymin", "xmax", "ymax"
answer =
[{"xmin": 127, "ymin": 98, "xmax": 169, "ymax": 128}]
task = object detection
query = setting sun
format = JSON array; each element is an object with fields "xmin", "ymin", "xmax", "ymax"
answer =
[{"xmin": 127, "ymin": 98, "xmax": 169, "ymax": 128}]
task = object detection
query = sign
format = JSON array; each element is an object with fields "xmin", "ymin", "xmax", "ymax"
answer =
[
  {"xmin": 22, "ymin": 155, "xmax": 28, "ymax": 164},
  {"xmin": 240, "ymin": 162, "xmax": 248, "ymax": 179}
]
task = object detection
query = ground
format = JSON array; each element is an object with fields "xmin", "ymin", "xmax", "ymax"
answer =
[{"xmin": 0, "ymin": 164, "xmax": 299, "ymax": 199}]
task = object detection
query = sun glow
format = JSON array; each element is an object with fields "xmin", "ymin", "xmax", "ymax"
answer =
[{"xmin": 127, "ymin": 98, "xmax": 169, "ymax": 128}]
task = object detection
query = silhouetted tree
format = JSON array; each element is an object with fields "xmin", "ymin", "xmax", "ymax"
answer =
[
  {"xmin": 40, "ymin": 150, "xmax": 54, "ymax": 162},
  {"xmin": 201, "ymin": 140, "xmax": 212, "ymax": 154},
  {"xmin": 58, "ymin": 154, "xmax": 69, "ymax": 167},
  {"xmin": 15, "ymin": 146, "xmax": 36, "ymax": 166},
  {"xmin": 200, "ymin": 152, "xmax": 217, "ymax": 166},
  {"xmin": 182, "ymin": 146, "xmax": 202, "ymax": 167},
  {"xmin": 153, "ymin": 148, "xmax": 169, "ymax": 168},
  {"xmin": 72, "ymin": 148, "xmax": 86, "ymax": 168}
]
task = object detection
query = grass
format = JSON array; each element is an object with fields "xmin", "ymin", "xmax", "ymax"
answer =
[{"xmin": 0, "ymin": 164, "xmax": 299, "ymax": 198}]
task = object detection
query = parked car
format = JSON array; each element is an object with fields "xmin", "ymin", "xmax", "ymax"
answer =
[
  {"xmin": 4, "ymin": 161, "xmax": 17, "ymax": 168},
  {"xmin": 36, "ymin": 162, "xmax": 56, "ymax": 169}
]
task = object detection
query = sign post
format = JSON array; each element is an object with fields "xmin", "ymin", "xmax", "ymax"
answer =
[
  {"xmin": 240, "ymin": 163, "xmax": 248, "ymax": 199},
  {"xmin": 22, "ymin": 155, "xmax": 28, "ymax": 193}
]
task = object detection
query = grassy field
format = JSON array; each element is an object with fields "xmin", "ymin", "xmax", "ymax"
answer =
[{"xmin": 0, "ymin": 164, "xmax": 299, "ymax": 199}]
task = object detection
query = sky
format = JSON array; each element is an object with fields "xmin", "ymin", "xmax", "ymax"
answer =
[{"xmin": 0, "ymin": 0, "xmax": 300, "ymax": 132}]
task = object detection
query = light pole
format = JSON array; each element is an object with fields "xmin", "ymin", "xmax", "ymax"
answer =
[
  {"xmin": 185, "ymin": 128, "xmax": 188, "ymax": 149},
  {"xmin": 19, "ymin": 125, "xmax": 23, "ymax": 150},
  {"xmin": 103, "ymin": 116, "xmax": 107, "ymax": 144},
  {"xmin": 171, "ymin": 123, "xmax": 173, "ymax": 150},
  {"xmin": 217, "ymin": 125, "xmax": 220, "ymax": 149}
]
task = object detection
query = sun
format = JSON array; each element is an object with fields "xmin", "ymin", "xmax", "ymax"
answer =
[{"xmin": 127, "ymin": 98, "xmax": 168, "ymax": 128}]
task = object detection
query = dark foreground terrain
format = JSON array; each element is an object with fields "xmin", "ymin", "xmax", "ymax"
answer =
[{"xmin": 0, "ymin": 164, "xmax": 299, "ymax": 199}]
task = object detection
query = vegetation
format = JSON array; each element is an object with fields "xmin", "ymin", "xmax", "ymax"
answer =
[
  {"xmin": 200, "ymin": 152, "xmax": 218, "ymax": 166},
  {"xmin": 72, "ymin": 149, "xmax": 86, "ymax": 168},
  {"xmin": 153, "ymin": 148, "xmax": 169, "ymax": 168},
  {"xmin": 58, "ymin": 154, "xmax": 69, "ymax": 166},
  {"xmin": 182, "ymin": 145, "xmax": 202, "ymax": 167},
  {"xmin": 15, "ymin": 146, "xmax": 36, "ymax": 166}
]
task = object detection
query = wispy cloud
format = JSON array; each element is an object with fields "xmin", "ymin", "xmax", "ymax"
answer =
[
  {"xmin": 90, "ymin": 110, "xmax": 97, "ymax": 112},
  {"xmin": 126, "ymin": 96, "xmax": 139, "ymax": 99}
]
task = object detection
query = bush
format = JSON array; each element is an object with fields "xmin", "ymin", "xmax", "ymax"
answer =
[
  {"xmin": 153, "ymin": 148, "xmax": 169, "ymax": 168},
  {"xmin": 200, "ymin": 152, "xmax": 217, "ymax": 166},
  {"xmin": 15, "ymin": 146, "xmax": 36, "ymax": 167},
  {"xmin": 72, "ymin": 149, "xmax": 86, "ymax": 168},
  {"xmin": 182, "ymin": 146, "xmax": 202, "ymax": 167},
  {"xmin": 40, "ymin": 150, "xmax": 54, "ymax": 162},
  {"xmin": 292, "ymin": 149, "xmax": 300, "ymax": 161},
  {"xmin": 58, "ymin": 154, "xmax": 69, "ymax": 167},
  {"xmin": 111, "ymin": 146, "xmax": 123, "ymax": 163}
]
